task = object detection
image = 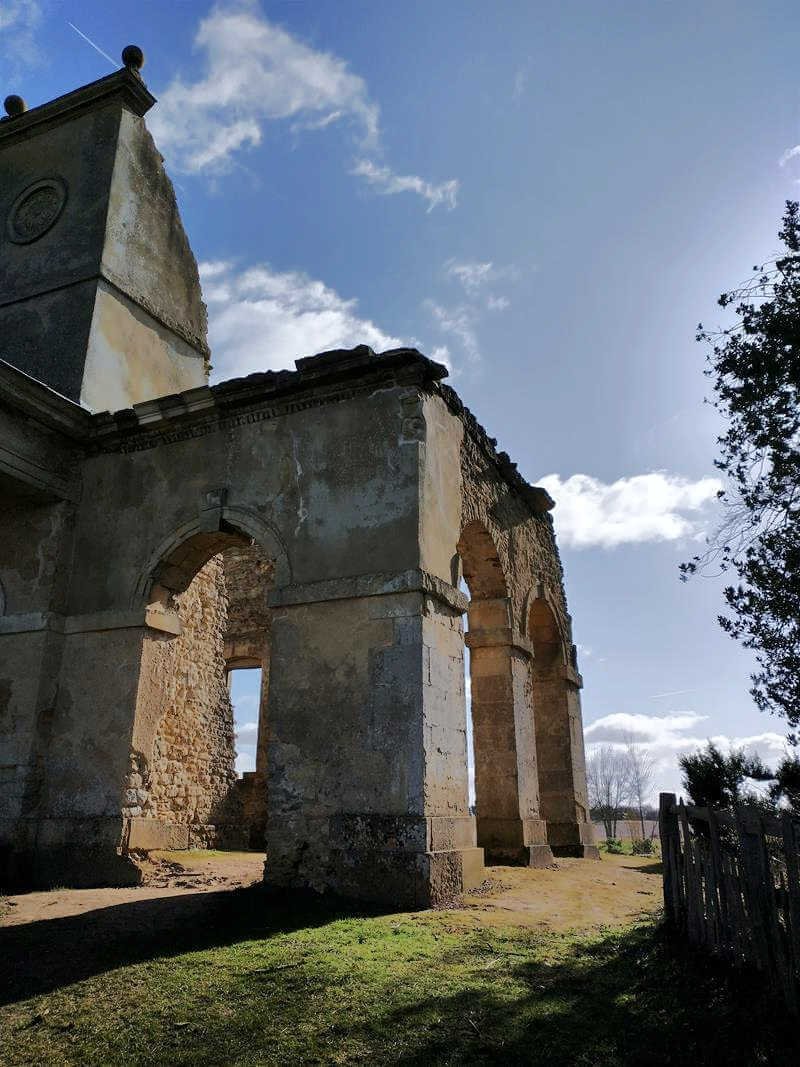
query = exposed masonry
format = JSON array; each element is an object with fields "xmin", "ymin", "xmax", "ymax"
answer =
[
  {"xmin": 0, "ymin": 61, "xmax": 596, "ymax": 905},
  {"xmin": 140, "ymin": 558, "xmax": 242, "ymax": 847}
]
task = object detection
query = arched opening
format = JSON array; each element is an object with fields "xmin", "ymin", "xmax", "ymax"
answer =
[
  {"xmin": 126, "ymin": 525, "xmax": 277, "ymax": 857},
  {"xmin": 529, "ymin": 597, "xmax": 564, "ymax": 671},
  {"xmin": 457, "ymin": 522, "xmax": 528, "ymax": 864},
  {"xmin": 528, "ymin": 592, "xmax": 593, "ymax": 856}
]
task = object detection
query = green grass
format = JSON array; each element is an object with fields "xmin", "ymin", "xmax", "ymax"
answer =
[
  {"xmin": 0, "ymin": 886, "xmax": 793, "ymax": 1066},
  {"xmin": 597, "ymin": 838, "xmax": 660, "ymax": 857}
]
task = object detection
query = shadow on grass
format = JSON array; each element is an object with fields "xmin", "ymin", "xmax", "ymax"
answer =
[
  {"xmin": 2, "ymin": 887, "xmax": 795, "ymax": 1066},
  {"xmin": 331, "ymin": 924, "xmax": 796, "ymax": 1066},
  {"xmin": 0, "ymin": 883, "xmax": 382, "ymax": 1006},
  {"xmin": 621, "ymin": 861, "xmax": 663, "ymax": 876}
]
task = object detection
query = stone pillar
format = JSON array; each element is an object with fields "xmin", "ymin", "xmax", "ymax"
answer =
[
  {"xmin": 3, "ymin": 618, "xmax": 161, "ymax": 888},
  {"xmin": 264, "ymin": 575, "xmax": 484, "ymax": 907},
  {"xmin": 533, "ymin": 659, "xmax": 597, "ymax": 858},
  {"xmin": 465, "ymin": 597, "xmax": 552, "ymax": 866}
]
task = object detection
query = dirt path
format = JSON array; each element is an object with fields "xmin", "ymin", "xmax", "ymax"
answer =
[
  {"xmin": 0, "ymin": 850, "xmax": 265, "ymax": 927},
  {"xmin": 1, "ymin": 850, "xmax": 660, "ymax": 931},
  {"xmin": 461, "ymin": 853, "xmax": 661, "ymax": 930}
]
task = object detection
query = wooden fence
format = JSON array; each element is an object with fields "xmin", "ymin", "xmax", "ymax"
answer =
[{"xmin": 659, "ymin": 792, "xmax": 800, "ymax": 1011}]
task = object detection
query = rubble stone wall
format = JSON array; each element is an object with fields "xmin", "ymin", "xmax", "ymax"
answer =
[
  {"xmin": 138, "ymin": 556, "xmax": 244, "ymax": 848},
  {"xmin": 222, "ymin": 543, "xmax": 274, "ymax": 847}
]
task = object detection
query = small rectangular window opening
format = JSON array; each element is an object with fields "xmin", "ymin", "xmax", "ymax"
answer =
[{"xmin": 228, "ymin": 667, "xmax": 262, "ymax": 779}]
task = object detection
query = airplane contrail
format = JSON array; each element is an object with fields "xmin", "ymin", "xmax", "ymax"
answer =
[{"xmin": 67, "ymin": 22, "xmax": 118, "ymax": 71}]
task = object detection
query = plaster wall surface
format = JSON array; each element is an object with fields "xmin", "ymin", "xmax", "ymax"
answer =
[
  {"xmin": 80, "ymin": 281, "xmax": 206, "ymax": 414},
  {"xmin": 0, "ymin": 75, "xmax": 206, "ymax": 410},
  {"xmin": 0, "ymin": 69, "xmax": 596, "ymax": 902}
]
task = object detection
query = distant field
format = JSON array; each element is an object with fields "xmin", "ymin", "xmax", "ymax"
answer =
[{"xmin": 592, "ymin": 819, "xmax": 660, "ymax": 841}]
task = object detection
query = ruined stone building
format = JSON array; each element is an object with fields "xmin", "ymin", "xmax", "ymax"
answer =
[{"xmin": 0, "ymin": 57, "xmax": 595, "ymax": 906}]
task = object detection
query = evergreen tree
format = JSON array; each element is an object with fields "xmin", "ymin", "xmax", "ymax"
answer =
[
  {"xmin": 679, "ymin": 741, "xmax": 772, "ymax": 809},
  {"xmin": 682, "ymin": 202, "xmax": 800, "ymax": 737}
]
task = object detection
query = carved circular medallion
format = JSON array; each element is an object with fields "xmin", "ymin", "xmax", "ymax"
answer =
[{"xmin": 7, "ymin": 178, "xmax": 67, "ymax": 244}]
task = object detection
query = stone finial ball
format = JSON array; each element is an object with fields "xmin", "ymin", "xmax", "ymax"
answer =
[
  {"xmin": 121, "ymin": 45, "xmax": 145, "ymax": 71},
  {"xmin": 4, "ymin": 95, "xmax": 26, "ymax": 117}
]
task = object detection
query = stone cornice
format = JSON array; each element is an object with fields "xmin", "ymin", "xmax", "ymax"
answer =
[
  {"xmin": 0, "ymin": 605, "xmax": 181, "ymax": 636},
  {"xmin": 0, "ymin": 68, "xmax": 155, "ymax": 147},
  {"xmin": 269, "ymin": 567, "xmax": 468, "ymax": 613},
  {"xmin": 0, "ymin": 271, "xmax": 210, "ymax": 359},
  {"xmin": 0, "ymin": 358, "xmax": 92, "ymax": 440},
  {"xmin": 432, "ymin": 381, "xmax": 555, "ymax": 517},
  {"xmin": 89, "ymin": 346, "xmax": 448, "ymax": 454}
]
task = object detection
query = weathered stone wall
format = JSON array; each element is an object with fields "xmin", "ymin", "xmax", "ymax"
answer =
[
  {"xmin": 417, "ymin": 386, "xmax": 594, "ymax": 860},
  {"xmin": 222, "ymin": 543, "xmax": 274, "ymax": 847},
  {"xmin": 130, "ymin": 556, "xmax": 244, "ymax": 848},
  {"xmin": 223, "ymin": 544, "xmax": 275, "ymax": 651}
]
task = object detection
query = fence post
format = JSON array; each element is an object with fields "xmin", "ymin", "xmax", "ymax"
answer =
[{"xmin": 659, "ymin": 792, "xmax": 679, "ymax": 927}]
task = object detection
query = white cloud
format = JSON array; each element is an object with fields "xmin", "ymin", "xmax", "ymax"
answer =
[
  {"xmin": 512, "ymin": 67, "xmax": 528, "ymax": 101},
  {"xmin": 584, "ymin": 711, "xmax": 791, "ymax": 803},
  {"xmin": 536, "ymin": 472, "xmax": 723, "ymax": 549},
  {"xmin": 235, "ymin": 720, "xmax": 259, "ymax": 740},
  {"xmin": 352, "ymin": 160, "xmax": 459, "ymax": 212},
  {"xmin": 235, "ymin": 751, "xmax": 255, "ymax": 775},
  {"xmin": 429, "ymin": 345, "xmax": 452, "ymax": 371},
  {"xmin": 201, "ymin": 259, "xmax": 402, "ymax": 380},
  {"xmin": 586, "ymin": 712, "xmax": 709, "ymax": 747},
  {"xmin": 444, "ymin": 260, "xmax": 495, "ymax": 294},
  {"xmin": 234, "ymin": 719, "xmax": 258, "ymax": 776},
  {"xmin": 441, "ymin": 258, "xmax": 516, "ymax": 319},
  {"xmin": 779, "ymin": 145, "xmax": 800, "ymax": 167},
  {"xmin": 148, "ymin": 2, "xmax": 457, "ymax": 211},
  {"xmin": 150, "ymin": 1, "xmax": 378, "ymax": 173},
  {"xmin": 0, "ymin": 0, "xmax": 41, "ymax": 72},
  {"xmin": 424, "ymin": 300, "xmax": 481, "ymax": 367}
]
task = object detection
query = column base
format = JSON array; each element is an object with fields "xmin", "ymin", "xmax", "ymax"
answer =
[
  {"xmin": 323, "ymin": 846, "xmax": 485, "ymax": 908},
  {"xmin": 1, "ymin": 818, "xmax": 142, "ymax": 890},
  {"xmin": 478, "ymin": 816, "xmax": 553, "ymax": 867},
  {"xmin": 266, "ymin": 813, "xmax": 485, "ymax": 908},
  {"xmin": 551, "ymin": 844, "xmax": 600, "ymax": 860},
  {"xmin": 546, "ymin": 820, "xmax": 598, "ymax": 859},
  {"xmin": 526, "ymin": 843, "xmax": 556, "ymax": 866}
]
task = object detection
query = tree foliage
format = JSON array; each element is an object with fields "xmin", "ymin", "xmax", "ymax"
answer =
[
  {"xmin": 682, "ymin": 201, "xmax": 800, "ymax": 735},
  {"xmin": 679, "ymin": 741, "xmax": 772, "ymax": 809},
  {"xmin": 769, "ymin": 754, "xmax": 800, "ymax": 813}
]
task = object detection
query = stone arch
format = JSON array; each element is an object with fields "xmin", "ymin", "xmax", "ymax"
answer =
[
  {"xmin": 457, "ymin": 521, "xmax": 550, "ymax": 865},
  {"xmin": 528, "ymin": 592, "xmax": 568, "ymax": 670},
  {"xmin": 457, "ymin": 520, "xmax": 508, "ymax": 600},
  {"xmin": 528, "ymin": 590, "xmax": 594, "ymax": 856},
  {"xmin": 132, "ymin": 507, "xmax": 291, "ymax": 611},
  {"xmin": 125, "ymin": 512, "xmax": 288, "ymax": 853}
]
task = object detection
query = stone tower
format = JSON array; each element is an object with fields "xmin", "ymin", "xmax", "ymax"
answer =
[{"xmin": 0, "ymin": 57, "xmax": 208, "ymax": 413}]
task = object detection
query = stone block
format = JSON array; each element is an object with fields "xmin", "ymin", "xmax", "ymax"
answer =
[{"xmin": 126, "ymin": 817, "xmax": 189, "ymax": 851}]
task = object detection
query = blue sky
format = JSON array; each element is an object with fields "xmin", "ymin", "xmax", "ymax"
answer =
[{"xmin": 6, "ymin": 0, "xmax": 800, "ymax": 800}]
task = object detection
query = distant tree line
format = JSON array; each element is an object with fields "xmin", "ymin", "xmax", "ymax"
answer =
[{"xmin": 586, "ymin": 737, "xmax": 656, "ymax": 842}]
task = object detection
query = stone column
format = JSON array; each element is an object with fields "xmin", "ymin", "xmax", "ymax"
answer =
[
  {"xmin": 533, "ymin": 660, "xmax": 597, "ymax": 858},
  {"xmin": 264, "ymin": 573, "xmax": 484, "ymax": 907},
  {"xmin": 465, "ymin": 597, "xmax": 552, "ymax": 866}
]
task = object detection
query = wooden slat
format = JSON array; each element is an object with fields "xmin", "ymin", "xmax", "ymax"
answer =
[{"xmin": 659, "ymin": 796, "xmax": 800, "ymax": 1013}]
